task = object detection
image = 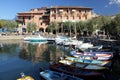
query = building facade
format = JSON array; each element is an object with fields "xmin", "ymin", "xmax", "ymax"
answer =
[{"xmin": 16, "ymin": 6, "xmax": 92, "ymax": 34}]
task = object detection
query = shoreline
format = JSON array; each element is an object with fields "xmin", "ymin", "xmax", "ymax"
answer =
[
  {"xmin": 0, "ymin": 35, "xmax": 24, "ymax": 40},
  {"xmin": 0, "ymin": 35, "xmax": 119, "ymax": 44}
]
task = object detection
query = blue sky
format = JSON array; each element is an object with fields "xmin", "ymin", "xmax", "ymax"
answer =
[{"xmin": 0, "ymin": 0, "xmax": 120, "ymax": 20}]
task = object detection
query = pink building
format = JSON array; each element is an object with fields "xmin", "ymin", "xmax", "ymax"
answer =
[{"xmin": 16, "ymin": 6, "xmax": 92, "ymax": 34}]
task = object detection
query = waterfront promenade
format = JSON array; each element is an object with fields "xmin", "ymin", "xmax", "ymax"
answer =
[
  {"xmin": 0, "ymin": 35, "xmax": 24, "ymax": 40},
  {"xmin": 0, "ymin": 35, "xmax": 39, "ymax": 40},
  {"xmin": 0, "ymin": 34, "xmax": 120, "ymax": 46}
]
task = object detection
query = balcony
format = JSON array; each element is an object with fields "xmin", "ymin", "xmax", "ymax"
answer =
[
  {"xmin": 59, "ymin": 9, "xmax": 63, "ymax": 12},
  {"xmin": 18, "ymin": 14, "xmax": 34, "ymax": 17},
  {"xmin": 42, "ymin": 19, "xmax": 49, "ymax": 22},
  {"xmin": 51, "ymin": 13, "xmax": 56, "ymax": 16},
  {"xmin": 16, "ymin": 19, "xmax": 24, "ymax": 22},
  {"xmin": 77, "ymin": 13, "xmax": 81, "ymax": 16},
  {"xmin": 43, "ymin": 14, "xmax": 50, "ymax": 16},
  {"xmin": 83, "ymin": 13, "xmax": 88, "ymax": 16}
]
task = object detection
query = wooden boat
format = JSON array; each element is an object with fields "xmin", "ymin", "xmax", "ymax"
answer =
[
  {"xmin": 59, "ymin": 59, "xmax": 74, "ymax": 65},
  {"xmin": 50, "ymin": 63, "xmax": 105, "ymax": 80},
  {"xmin": 59, "ymin": 59, "xmax": 108, "ymax": 71},
  {"xmin": 84, "ymin": 45, "xmax": 112, "ymax": 52},
  {"xmin": 64, "ymin": 56, "xmax": 112, "ymax": 67},
  {"xmin": 73, "ymin": 63, "xmax": 108, "ymax": 71},
  {"xmin": 40, "ymin": 69, "xmax": 83, "ymax": 80},
  {"xmin": 70, "ymin": 49, "xmax": 113, "ymax": 60},
  {"xmin": 17, "ymin": 73, "xmax": 34, "ymax": 80},
  {"xmin": 73, "ymin": 53, "xmax": 113, "ymax": 61}
]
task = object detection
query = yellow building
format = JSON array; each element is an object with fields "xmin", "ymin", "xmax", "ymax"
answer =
[{"xmin": 16, "ymin": 6, "xmax": 92, "ymax": 34}]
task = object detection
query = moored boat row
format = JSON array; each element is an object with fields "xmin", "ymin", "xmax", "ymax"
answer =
[
  {"xmin": 49, "ymin": 63, "xmax": 105, "ymax": 80},
  {"xmin": 22, "ymin": 35, "xmax": 115, "ymax": 80}
]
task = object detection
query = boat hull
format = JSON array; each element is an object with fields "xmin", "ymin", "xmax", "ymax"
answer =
[
  {"xmin": 50, "ymin": 63, "xmax": 105, "ymax": 80},
  {"xmin": 40, "ymin": 70, "xmax": 83, "ymax": 80}
]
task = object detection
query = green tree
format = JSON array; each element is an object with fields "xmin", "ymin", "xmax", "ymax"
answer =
[
  {"xmin": 0, "ymin": 20, "xmax": 18, "ymax": 32},
  {"xmin": 63, "ymin": 21, "xmax": 72, "ymax": 37},
  {"xmin": 0, "ymin": 20, "xmax": 5, "ymax": 28},
  {"xmin": 76, "ymin": 21, "xmax": 85, "ymax": 35},
  {"xmin": 113, "ymin": 14, "xmax": 120, "ymax": 34},
  {"xmin": 92, "ymin": 16, "xmax": 103, "ymax": 30},
  {"xmin": 8, "ymin": 20, "xmax": 18, "ymax": 31},
  {"xmin": 47, "ymin": 21, "xmax": 58, "ymax": 34},
  {"xmin": 0, "ymin": 22, "xmax": 2, "ymax": 28},
  {"xmin": 86, "ymin": 20, "xmax": 94, "ymax": 36},
  {"xmin": 27, "ymin": 22, "xmax": 36, "ymax": 33},
  {"xmin": 100, "ymin": 16, "xmax": 111, "ymax": 35}
]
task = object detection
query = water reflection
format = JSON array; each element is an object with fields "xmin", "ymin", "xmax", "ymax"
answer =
[
  {"xmin": 0, "ymin": 41, "xmax": 71, "ymax": 80},
  {"xmin": 0, "ymin": 41, "xmax": 120, "ymax": 80},
  {"xmin": 19, "ymin": 42, "xmax": 70, "ymax": 63},
  {"xmin": 0, "ymin": 41, "xmax": 70, "ymax": 63}
]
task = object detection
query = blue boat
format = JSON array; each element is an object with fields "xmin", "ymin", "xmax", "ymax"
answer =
[
  {"xmin": 40, "ymin": 69, "xmax": 83, "ymax": 80},
  {"xmin": 29, "ymin": 35, "xmax": 47, "ymax": 42}
]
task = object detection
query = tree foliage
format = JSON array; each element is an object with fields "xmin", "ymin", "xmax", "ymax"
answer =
[
  {"xmin": 47, "ymin": 21, "xmax": 58, "ymax": 34},
  {"xmin": 0, "ymin": 19, "xmax": 18, "ymax": 31},
  {"xmin": 112, "ymin": 14, "xmax": 120, "ymax": 34},
  {"xmin": 27, "ymin": 22, "xmax": 36, "ymax": 33}
]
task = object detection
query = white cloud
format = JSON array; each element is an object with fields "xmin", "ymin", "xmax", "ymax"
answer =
[{"xmin": 109, "ymin": 0, "xmax": 120, "ymax": 5}]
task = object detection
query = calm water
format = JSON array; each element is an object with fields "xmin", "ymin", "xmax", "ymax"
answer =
[
  {"xmin": 0, "ymin": 40, "xmax": 120, "ymax": 80},
  {"xmin": 0, "ymin": 41, "xmax": 71, "ymax": 80}
]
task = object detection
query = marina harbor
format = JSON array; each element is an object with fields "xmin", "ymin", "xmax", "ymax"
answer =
[
  {"xmin": 0, "ymin": 34, "xmax": 120, "ymax": 80},
  {"xmin": 0, "ymin": 1, "xmax": 120, "ymax": 80}
]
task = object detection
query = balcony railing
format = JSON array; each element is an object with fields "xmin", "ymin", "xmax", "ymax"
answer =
[
  {"xmin": 16, "ymin": 19, "xmax": 24, "ymax": 22},
  {"xmin": 42, "ymin": 19, "xmax": 49, "ymax": 22}
]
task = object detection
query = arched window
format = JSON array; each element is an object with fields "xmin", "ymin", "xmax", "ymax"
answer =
[
  {"xmin": 39, "ymin": 28, "xmax": 44, "ymax": 32},
  {"xmin": 22, "ymin": 28, "xmax": 26, "ymax": 32}
]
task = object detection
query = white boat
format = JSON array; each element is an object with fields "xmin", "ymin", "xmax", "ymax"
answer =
[
  {"xmin": 64, "ymin": 56, "xmax": 111, "ymax": 66},
  {"xmin": 23, "ymin": 37, "xmax": 31, "ymax": 41},
  {"xmin": 55, "ymin": 35, "xmax": 71, "ymax": 45},
  {"xmin": 77, "ymin": 43, "xmax": 93, "ymax": 50},
  {"xmin": 63, "ymin": 40, "xmax": 83, "ymax": 46}
]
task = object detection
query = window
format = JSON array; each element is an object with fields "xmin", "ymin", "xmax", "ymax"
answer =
[
  {"xmin": 39, "ymin": 17, "xmax": 42, "ymax": 20},
  {"xmin": 29, "ymin": 16, "xmax": 31, "ymax": 20},
  {"xmin": 79, "ymin": 10, "xmax": 81, "ymax": 13},
  {"xmin": 73, "ymin": 16, "xmax": 75, "ymax": 20},
  {"xmin": 79, "ymin": 16, "xmax": 81, "ymax": 20},
  {"xmin": 85, "ymin": 16, "xmax": 87, "ymax": 20},
  {"xmin": 60, "ymin": 16, "xmax": 62, "ymax": 19},
  {"xmin": 41, "ymin": 23, "xmax": 43, "ymax": 25},
  {"xmin": 54, "ymin": 9, "xmax": 56, "ymax": 13},
  {"xmin": 22, "ymin": 17, "xmax": 25, "ymax": 20},
  {"xmin": 67, "ymin": 9, "xmax": 69, "ymax": 13},
  {"xmin": 54, "ymin": 16, "xmax": 56, "ymax": 19},
  {"xmin": 85, "ymin": 10, "xmax": 89, "ymax": 13},
  {"xmin": 59, "ymin": 12, "xmax": 62, "ymax": 15},
  {"xmin": 67, "ymin": 16, "xmax": 69, "ymax": 20}
]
